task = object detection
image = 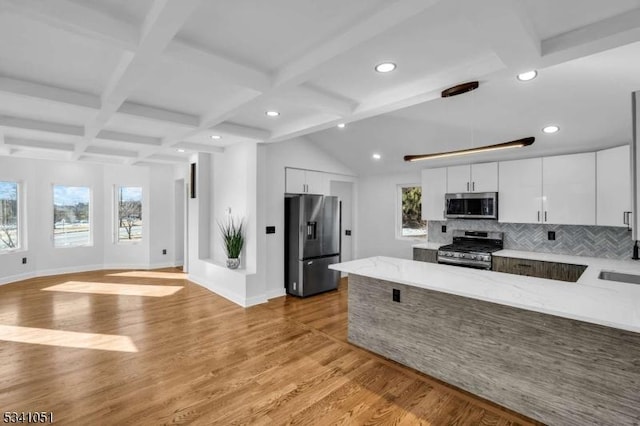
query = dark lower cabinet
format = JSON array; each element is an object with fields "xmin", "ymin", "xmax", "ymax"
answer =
[
  {"xmin": 413, "ymin": 248, "xmax": 438, "ymax": 263},
  {"xmin": 492, "ymin": 256, "xmax": 587, "ymax": 282}
]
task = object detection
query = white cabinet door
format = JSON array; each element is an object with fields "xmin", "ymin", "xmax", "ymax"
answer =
[
  {"xmin": 543, "ymin": 153, "xmax": 596, "ymax": 225},
  {"xmin": 422, "ymin": 168, "xmax": 447, "ymax": 220},
  {"xmin": 471, "ymin": 162, "xmax": 498, "ymax": 192},
  {"xmin": 447, "ymin": 165, "xmax": 471, "ymax": 193},
  {"xmin": 498, "ymin": 158, "xmax": 542, "ymax": 223},
  {"xmin": 305, "ymin": 170, "xmax": 325, "ymax": 195},
  {"xmin": 597, "ymin": 145, "xmax": 631, "ymax": 227},
  {"xmin": 285, "ymin": 168, "xmax": 306, "ymax": 193}
]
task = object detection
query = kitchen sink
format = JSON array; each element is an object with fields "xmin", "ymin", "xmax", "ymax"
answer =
[{"xmin": 598, "ymin": 270, "xmax": 640, "ymax": 285}]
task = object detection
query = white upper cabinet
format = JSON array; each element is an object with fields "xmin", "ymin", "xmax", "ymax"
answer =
[
  {"xmin": 471, "ymin": 162, "xmax": 498, "ymax": 193},
  {"xmin": 447, "ymin": 163, "xmax": 498, "ymax": 193},
  {"xmin": 304, "ymin": 170, "xmax": 325, "ymax": 194},
  {"xmin": 499, "ymin": 158, "xmax": 542, "ymax": 224},
  {"xmin": 285, "ymin": 168, "xmax": 326, "ymax": 194},
  {"xmin": 447, "ymin": 165, "xmax": 471, "ymax": 193},
  {"xmin": 285, "ymin": 168, "xmax": 306, "ymax": 193},
  {"xmin": 499, "ymin": 154, "xmax": 596, "ymax": 225},
  {"xmin": 422, "ymin": 167, "xmax": 447, "ymax": 221},
  {"xmin": 542, "ymin": 152, "xmax": 596, "ymax": 225},
  {"xmin": 597, "ymin": 145, "xmax": 631, "ymax": 227}
]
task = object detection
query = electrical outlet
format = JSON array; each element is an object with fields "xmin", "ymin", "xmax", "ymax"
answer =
[
  {"xmin": 22, "ymin": 257, "xmax": 27, "ymax": 264},
  {"xmin": 266, "ymin": 226, "xmax": 276, "ymax": 234},
  {"xmin": 548, "ymin": 231, "xmax": 556, "ymax": 241},
  {"xmin": 345, "ymin": 229, "xmax": 352, "ymax": 236},
  {"xmin": 392, "ymin": 288, "xmax": 400, "ymax": 302},
  {"xmin": 162, "ymin": 249, "xmax": 167, "ymax": 255},
  {"xmin": 441, "ymin": 225, "xmax": 447, "ymax": 233}
]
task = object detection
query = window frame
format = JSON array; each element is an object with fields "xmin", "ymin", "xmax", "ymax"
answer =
[
  {"xmin": 114, "ymin": 185, "xmax": 143, "ymax": 244},
  {"xmin": 396, "ymin": 183, "xmax": 427, "ymax": 240},
  {"xmin": 52, "ymin": 184, "xmax": 93, "ymax": 249},
  {"xmin": 0, "ymin": 179, "xmax": 23, "ymax": 253}
]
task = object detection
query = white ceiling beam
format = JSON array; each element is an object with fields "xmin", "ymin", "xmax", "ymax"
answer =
[
  {"xmin": 541, "ymin": 9, "xmax": 640, "ymax": 68},
  {"xmin": 212, "ymin": 122, "xmax": 271, "ymax": 141},
  {"xmin": 78, "ymin": 0, "xmax": 203, "ymax": 158},
  {"xmin": 85, "ymin": 146, "xmax": 138, "ymax": 158},
  {"xmin": 117, "ymin": 102, "xmax": 199, "ymax": 127},
  {"xmin": 273, "ymin": 0, "xmax": 442, "ymax": 88},
  {"xmin": 78, "ymin": 155, "xmax": 126, "ymax": 164},
  {"xmin": 4, "ymin": 136, "xmax": 75, "ymax": 152},
  {"xmin": 0, "ymin": 75, "xmax": 101, "ymax": 109},
  {"xmin": 464, "ymin": 0, "xmax": 541, "ymax": 71},
  {"xmin": 174, "ymin": 142, "xmax": 224, "ymax": 154},
  {"xmin": 286, "ymin": 85, "xmax": 357, "ymax": 117},
  {"xmin": 96, "ymin": 130, "xmax": 162, "ymax": 146},
  {"xmin": 165, "ymin": 39, "xmax": 272, "ymax": 92},
  {"xmin": 147, "ymin": 154, "xmax": 189, "ymax": 163},
  {"xmin": 0, "ymin": 115, "xmax": 84, "ymax": 136},
  {"xmin": 2, "ymin": 0, "xmax": 138, "ymax": 51}
]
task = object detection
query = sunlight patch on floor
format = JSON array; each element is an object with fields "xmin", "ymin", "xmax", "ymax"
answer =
[
  {"xmin": 0, "ymin": 324, "xmax": 138, "ymax": 352},
  {"xmin": 106, "ymin": 271, "xmax": 186, "ymax": 280},
  {"xmin": 42, "ymin": 281, "xmax": 184, "ymax": 297}
]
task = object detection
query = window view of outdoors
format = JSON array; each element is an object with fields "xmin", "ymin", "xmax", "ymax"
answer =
[
  {"xmin": 0, "ymin": 181, "xmax": 19, "ymax": 251},
  {"xmin": 53, "ymin": 186, "xmax": 91, "ymax": 247},
  {"xmin": 401, "ymin": 186, "xmax": 426, "ymax": 237},
  {"xmin": 117, "ymin": 187, "xmax": 142, "ymax": 241}
]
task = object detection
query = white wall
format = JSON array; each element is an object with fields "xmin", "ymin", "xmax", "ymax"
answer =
[
  {"xmin": 0, "ymin": 156, "xmax": 178, "ymax": 285},
  {"xmin": 357, "ymin": 171, "xmax": 425, "ymax": 259},
  {"xmin": 264, "ymin": 137, "xmax": 355, "ymax": 299},
  {"xmin": 187, "ymin": 146, "xmax": 266, "ymax": 307}
]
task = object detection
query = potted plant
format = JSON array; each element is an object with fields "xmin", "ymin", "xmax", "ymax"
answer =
[{"xmin": 218, "ymin": 217, "xmax": 244, "ymax": 269}]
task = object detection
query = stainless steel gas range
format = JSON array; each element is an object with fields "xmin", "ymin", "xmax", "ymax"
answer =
[{"xmin": 437, "ymin": 230, "xmax": 503, "ymax": 269}]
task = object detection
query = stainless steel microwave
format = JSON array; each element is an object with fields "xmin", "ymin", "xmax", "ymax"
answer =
[{"xmin": 445, "ymin": 192, "xmax": 498, "ymax": 220}]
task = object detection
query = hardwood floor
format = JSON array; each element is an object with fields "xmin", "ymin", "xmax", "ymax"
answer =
[{"xmin": 0, "ymin": 270, "xmax": 541, "ymax": 425}]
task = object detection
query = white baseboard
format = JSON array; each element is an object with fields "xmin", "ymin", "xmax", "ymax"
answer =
[
  {"xmin": 266, "ymin": 287, "xmax": 286, "ymax": 300},
  {"xmin": 36, "ymin": 264, "xmax": 104, "ymax": 278},
  {"xmin": 0, "ymin": 271, "xmax": 36, "ymax": 286},
  {"xmin": 188, "ymin": 274, "xmax": 268, "ymax": 308},
  {"xmin": 188, "ymin": 274, "xmax": 247, "ymax": 306}
]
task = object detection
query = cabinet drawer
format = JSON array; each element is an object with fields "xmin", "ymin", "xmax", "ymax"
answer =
[
  {"xmin": 413, "ymin": 248, "xmax": 438, "ymax": 263},
  {"xmin": 492, "ymin": 256, "xmax": 586, "ymax": 283}
]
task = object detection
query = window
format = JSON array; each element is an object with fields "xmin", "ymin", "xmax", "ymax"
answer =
[
  {"xmin": 53, "ymin": 185, "xmax": 91, "ymax": 247},
  {"xmin": 116, "ymin": 187, "xmax": 142, "ymax": 242},
  {"xmin": 398, "ymin": 185, "xmax": 426, "ymax": 238},
  {"xmin": 0, "ymin": 181, "xmax": 19, "ymax": 251}
]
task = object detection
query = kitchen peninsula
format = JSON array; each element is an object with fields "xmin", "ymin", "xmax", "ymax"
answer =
[{"xmin": 330, "ymin": 256, "xmax": 640, "ymax": 426}]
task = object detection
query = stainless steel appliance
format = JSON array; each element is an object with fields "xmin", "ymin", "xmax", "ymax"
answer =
[
  {"xmin": 437, "ymin": 230, "xmax": 503, "ymax": 269},
  {"xmin": 445, "ymin": 192, "xmax": 498, "ymax": 220},
  {"xmin": 285, "ymin": 194, "xmax": 341, "ymax": 297}
]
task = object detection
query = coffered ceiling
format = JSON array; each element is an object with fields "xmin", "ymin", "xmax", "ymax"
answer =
[{"xmin": 0, "ymin": 0, "xmax": 639, "ymax": 171}]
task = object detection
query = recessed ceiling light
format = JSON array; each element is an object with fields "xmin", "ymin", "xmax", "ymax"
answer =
[
  {"xmin": 337, "ymin": 123, "xmax": 346, "ymax": 128},
  {"xmin": 517, "ymin": 70, "xmax": 538, "ymax": 81},
  {"xmin": 265, "ymin": 111, "xmax": 280, "ymax": 117},
  {"xmin": 542, "ymin": 125, "xmax": 560, "ymax": 134},
  {"xmin": 210, "ymin": 135, "xmax": 221, "ymax": 140},
  {"xmin": 177, "ymin": 149, "xmax": 185, "ymax": 153},
  {"xmin": 375, "ymin": 62, "xmax": 396, "ymax": 73},
  {"xmin": 372, "ymin": 153, "xmax": 381, "ymax": 160}
]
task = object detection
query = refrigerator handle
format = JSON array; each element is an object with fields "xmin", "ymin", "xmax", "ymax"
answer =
[{"xmin": 306, "ymin": 221, "xmax": 317, "ymax": 240}]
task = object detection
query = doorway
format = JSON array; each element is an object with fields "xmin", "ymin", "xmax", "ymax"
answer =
[
  {"xmin": 174, "ymin": 179, "xmax": 186, "ymax": 271},
  {"xmin": 330, "ymin": 181, "xmax": 354, "ymax": 268}
]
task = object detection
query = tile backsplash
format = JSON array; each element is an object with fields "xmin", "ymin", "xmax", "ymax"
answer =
[{"xmin": 428, "ymin": 220, "xmax": 634, "ymax": 259}]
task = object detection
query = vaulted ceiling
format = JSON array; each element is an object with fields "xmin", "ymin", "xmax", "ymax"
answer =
[{"xmin": 0, "ymin": 0, "xmax": 639, "ymax": 172}]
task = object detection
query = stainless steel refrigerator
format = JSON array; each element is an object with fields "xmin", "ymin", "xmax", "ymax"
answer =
[{"xmin": 285, "ymin": 194, "xmax": 341, "ymax": 297}]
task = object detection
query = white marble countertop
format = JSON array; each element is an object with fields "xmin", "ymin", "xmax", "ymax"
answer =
[
  {"xmin": 330, "ymin": 256, "xmax": 640, "ymax": 333},
  {"xmin": 412, "ymin": 242, "xmax": 442, "ymax": 250}
]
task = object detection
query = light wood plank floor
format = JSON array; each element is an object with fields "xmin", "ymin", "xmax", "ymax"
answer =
[{"xmin": 0, "ymin": 269, "xmax": 542, "ymax": 425}]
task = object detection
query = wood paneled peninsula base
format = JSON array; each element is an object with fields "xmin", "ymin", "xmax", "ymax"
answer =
[{"xmin": 344, "ymin": 271, "xmax": 640, "ymax": 426}]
